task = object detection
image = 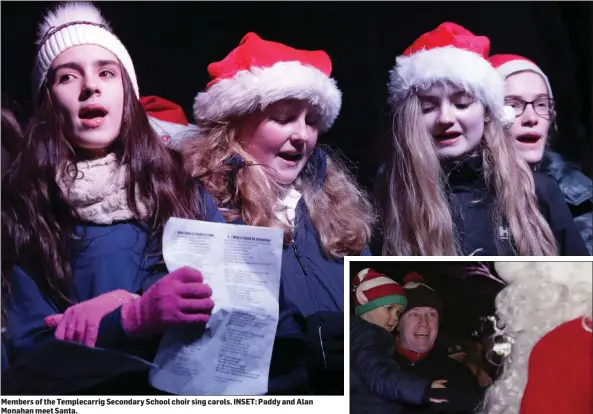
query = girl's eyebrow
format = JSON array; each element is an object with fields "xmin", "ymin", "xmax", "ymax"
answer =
[{"xmin": 52, "ymin": 59, "xmax": 119, "ymax": 73}]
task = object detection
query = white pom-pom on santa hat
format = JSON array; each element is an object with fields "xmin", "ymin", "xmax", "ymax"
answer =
[
  {"xmin": 388, "ymin": 22, "xmax": 512, "ymax": 128},
  {"xmin": 33, "ymin": 2, "xmax": 138, "ymax": 102},
  {"xmin": 193, "ymin": 32, "xmax": 342, "ymax": 132},
  {"xmin": 501, "ymin": 105, "xmax": 517, "ymax": 128}
]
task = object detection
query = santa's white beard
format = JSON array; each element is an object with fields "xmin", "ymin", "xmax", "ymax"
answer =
[{"xmin": 479, "ymin": 277, "xmax": 592, "ymax": 414}]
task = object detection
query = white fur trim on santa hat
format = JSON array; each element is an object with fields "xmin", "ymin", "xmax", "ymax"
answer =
[
  {"xmin": 388, "ymin": 46, "xmax": 515, "ymax": 127},
  {"xmin": 495, "ymin": 60, "xmax": 553, "ymax": 99},
  {"xmin": 148, "ymin": 117, "xmax": 200, "ymax": 150},
  {"xmin": 33, "ymin": 2, "xmax": 138, "ymax": 101},
  {"xmin": 193, "ymin": 61, "xmax": 342, "ymax": 131}
]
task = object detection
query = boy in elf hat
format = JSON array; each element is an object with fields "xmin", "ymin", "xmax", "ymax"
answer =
[
  {"xmin": 376, "ymin": 22, "xmax": 587, "ymax": 256},
  {"xmin": 489, "ymin": 54, "xmax": 592, "ymax": 255},
  {"xmin": 350, "ymin": 268, "xmax": 448, "ymax": 414}
]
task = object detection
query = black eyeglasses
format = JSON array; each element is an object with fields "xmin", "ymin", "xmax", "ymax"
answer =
[{"xmin": 505, "ymin": 97, "xmax": 555, "ymax": 119}]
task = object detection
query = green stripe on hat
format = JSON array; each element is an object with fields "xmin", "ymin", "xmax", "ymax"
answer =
[{"xmin": 355, "ymin": 295, "xmax": 408, "ymax": 316}]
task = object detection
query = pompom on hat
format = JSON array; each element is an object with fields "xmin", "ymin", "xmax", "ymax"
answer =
[
  {"xmin": 140, "ymin": 96, "xmax": 199, "ymax": 149},
  {"xmin": 353, "ymin": 268, "xmax": 407, "ymax": 316},
  {"xmin": 488, "ymin": 54, "xmax": 554, "ymax": 98},
  {"xmin": 401, "ymin": 272, "xmax": 443, "ymax": 315},
  {"xmin": 33, "ymin": 2, "xmax": 138, "ymax": 102},
  {"xmin": 193, "ymin": 32, "xmax": 342, "ymax": 132},
  {"xmin": 388, "ymin": 22, "xmax": 515, "ymax": 127}
]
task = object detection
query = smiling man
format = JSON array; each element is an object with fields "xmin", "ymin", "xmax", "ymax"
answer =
[{"xmin": 393, "ymin": 275, "xmax": 481, "ymax": 414}]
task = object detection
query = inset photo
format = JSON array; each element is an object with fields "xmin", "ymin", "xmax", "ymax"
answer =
[{"xmin": 348, "ymin": 259, "xmax": 592, "ymax": 414}]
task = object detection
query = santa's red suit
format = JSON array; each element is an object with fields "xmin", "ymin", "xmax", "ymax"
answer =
[{"xmin": 520, "ymin": 317, "xmax": 592, "ymax": 414}]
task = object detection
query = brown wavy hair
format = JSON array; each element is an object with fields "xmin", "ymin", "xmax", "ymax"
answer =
[
  {"xmin": 1, "ymin": 105, "xmax": 24, "ymax": 326},
  {"xmin": 379, "ymin": 93, "xmax": 558, "ymax": 256},
  {"xmin": 1, "ymin": 106, "xmax": 23, "ymax": 174},
  {"xmin": 2, "ymin": 68, "xmax": 203, "ymax": 311},
  {"xmin": 182, "ymin": 117, "xmax": 375, "ymax": 258}
]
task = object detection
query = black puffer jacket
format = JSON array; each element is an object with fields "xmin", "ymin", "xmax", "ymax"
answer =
[
  {"xmin": 350, "ymin": 317, "xmax": 431, "ymax": 414},
  {"xmin": 393, "ymin": 343, "xmax": 482, "ymax": 414}
]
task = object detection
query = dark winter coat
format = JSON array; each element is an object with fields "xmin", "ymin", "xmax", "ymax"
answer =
[
  {"xmin": 538, "ymin": 150, "xmax": 592, "ymax": 254},
  {"xmin": 445, "ymin": 156, "xmax": 589, "ymax": 255},
  {"xmin": 372, "ymin": 156, "xmax": 589, "ymax": 255},
  {"xmin": 350, "ymin": 317, "xmax": 431, "ymax": 414},
  {"xmin": 227, "ymin": 148, "xmax": 371, "ymax": 395},
  {"xmin": 393, "ymin": 342, "xmax": 482, "ymax": 414},
  {"xmin": 2, "ymin": 187, "xmax": 226, "ymax": 395}
]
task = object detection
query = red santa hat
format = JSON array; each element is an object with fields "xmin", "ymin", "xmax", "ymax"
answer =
[
  {"xmin": 140, "ymin": 96, "xmax": 199, "ymax": 149},
  {"xmin": 192, "ymin": 32, "xmax": 342, "ymax": 132},
  {"xmin": 353, "ymin": 268, "xmax": 408, "ymax": 316},
  {"xmin": 488, "ymin": 54, "xmax": 554, "ymax": 98},
  {"xmin": 33, "ymin": 2, "xmax": 138, "ymax": 102},
  {"xmin": 388, "ymin": 22, "xmax": 515, "ymax": 127}
]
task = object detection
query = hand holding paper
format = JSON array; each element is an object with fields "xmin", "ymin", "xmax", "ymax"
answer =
[
  {"xmin": 149, "ymin": 217, "xmax": 283, "ymax": 395},
  {"xmin": 121, "ymin": 267, "xmax": 215, "ymax": 338}
]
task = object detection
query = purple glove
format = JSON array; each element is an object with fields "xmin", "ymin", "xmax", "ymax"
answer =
[
  {"xmin": 44, "ymin": 289, "xmax": 138, "ymax": 347},
  {"xmin": 120, "ymin": 266, "xmax": 214, "ymax": 338}
]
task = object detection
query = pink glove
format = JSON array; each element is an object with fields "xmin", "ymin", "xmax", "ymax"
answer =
[
  {"xmin": 44, "ymin": 289, "xmax": 138, "ymax": 347},
  {"xmin": 120, "ymin": 266, "xmax": 214, "ymax": 338}
]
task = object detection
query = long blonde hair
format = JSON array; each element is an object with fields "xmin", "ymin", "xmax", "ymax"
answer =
[
  {"xmin": 379, "ymin": 93, "xmax": 557, "ymax": 255},
  {"xmin": 182, "ymin": 118, "xmax": 375, "ymax": 259}
]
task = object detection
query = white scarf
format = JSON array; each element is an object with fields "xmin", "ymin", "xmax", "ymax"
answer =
[{"xmin": 56, "ymin": 153, "xmax": 148, "ymax": 224}]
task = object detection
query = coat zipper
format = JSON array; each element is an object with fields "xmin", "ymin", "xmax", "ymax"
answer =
[
  {"xmin": 291, "ymin": 239, "xmax": 308, "ymax": 277},
  {"xmin": 292, "ymin": 238, "xmax": 328, "ymax": 370}
]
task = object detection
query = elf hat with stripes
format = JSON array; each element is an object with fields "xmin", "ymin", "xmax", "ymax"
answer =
[{"xmin": 354, "ymin": 268, "xmax": 407, "ymax": 316}]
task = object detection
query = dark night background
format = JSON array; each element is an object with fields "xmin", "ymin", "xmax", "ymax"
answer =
[
  {"xmin": 2, "ymin": 1, "xmax": 592, "ymax": 191},
  {"xmin": 349, "ymin": 261, "xmax": 505, "ymax": 341}
]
